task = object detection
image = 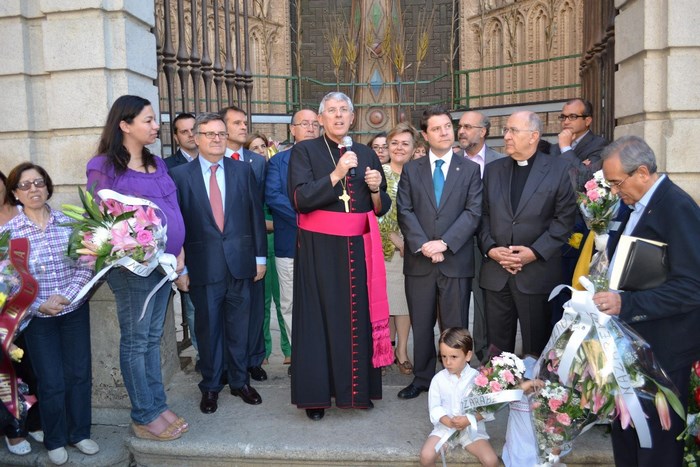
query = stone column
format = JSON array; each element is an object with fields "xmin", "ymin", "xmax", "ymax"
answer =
[
  {"xmin": 0, "ymin": 1, "xmax": 179, "ymax": 408},
  {"xmin": 614, "ymin": 0, "xmax": 700, "ymax": 200}
]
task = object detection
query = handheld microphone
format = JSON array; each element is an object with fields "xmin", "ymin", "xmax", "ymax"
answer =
[{"xmin": 341, "ymin": 136, "xmax": 355, "ymax": 178}]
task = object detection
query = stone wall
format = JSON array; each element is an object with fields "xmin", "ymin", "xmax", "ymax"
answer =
[
  {"xmin": 614, "ymin": 0, "xmax": 700, "ymax": 200},
  {"xmin": 0, "ymin": 1, "xmax": 180, "ymax": 407}
]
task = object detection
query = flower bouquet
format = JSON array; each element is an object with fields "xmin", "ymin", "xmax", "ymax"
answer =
[
  {"xmin": 681, "ymin": 361, "xmax": 700, "ymax": 466},
  {"xmin": 0, "ymin": 231, "xmax": 39, "ymax": 421},
  {"xmin": 573, "ymin": 170, "xmax": 619, "ymax": 291},
  {"xmin": 462, "ymin": 352, "xmax": 526, "ymax": 417},
  {"xmin": 62, "ymin": 188, "xmax": 178, "ymax": 319},
  {"xmin": 532, "ymin": 278, "xmax": 685, "ymax": 465}
]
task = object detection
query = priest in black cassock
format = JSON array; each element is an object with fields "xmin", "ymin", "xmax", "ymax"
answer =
[{"xmin": 287, "ymin": 92, "xmax": 393, "ymax": 421}]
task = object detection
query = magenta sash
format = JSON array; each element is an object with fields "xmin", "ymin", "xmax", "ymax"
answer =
[{"xmin": 298, "ymin": 210, "xmax": 392, "ymax": 368}]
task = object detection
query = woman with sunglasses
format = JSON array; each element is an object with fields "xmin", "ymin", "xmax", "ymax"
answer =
[
  {"xmin": 2, "ymin": 163, "xmax": 97, "ymax": 465},
  {"xmin": 86, "ymin": 95, "xmax": 187, "ymax": 442}
]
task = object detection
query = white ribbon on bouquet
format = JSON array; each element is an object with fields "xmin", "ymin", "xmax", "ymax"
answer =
[
  {"xmin": 72, "ymin": 190, "xmax": 178, "ymax": 321},
  {"xmin": 538, "ymin": 276, "xmax": 652, "ymax": 449}
]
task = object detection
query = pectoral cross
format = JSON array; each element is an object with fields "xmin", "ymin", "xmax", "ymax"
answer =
[{"xmin": 339, "ymin": 189, "xmax": 350, "ymax": 213}]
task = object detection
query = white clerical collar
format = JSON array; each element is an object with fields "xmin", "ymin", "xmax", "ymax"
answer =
[{"xmin": 516, "ymin": 160, "xmax": 528, "ymax": 166}]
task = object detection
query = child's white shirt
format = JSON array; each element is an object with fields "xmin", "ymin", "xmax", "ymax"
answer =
[{"xmin": 427, "ymin": 366, "xmax": 490, "ymax": 447}]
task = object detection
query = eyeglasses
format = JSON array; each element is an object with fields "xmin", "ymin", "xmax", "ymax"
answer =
[
  {"xmin": 199, "ymin": 131, "xmax": 228, "ymax": 140},
  {"xmin": 607, "ymin": 169, "xmax": 638, "ymax": 189},
  {"xmin": 372, "ymin": 144, "xmax": 389, "ymax": 151},
  {"xmin": 558, "ymin": 114, "xmax": 589, "ymax": 121},
  {"xmin": 457, "ymin": 124, "xmax": 484, "ymax": 131},
  {"xmin": 502, "ymin": 127, "xmax": 534, "ymax": 135},
  {"xmin": 16, "ymin": 178, "xmax": 46, "ymax": 191},
  {"xmin": 291, "ymin": 121, "xmax": 320, "ymax": 129}
]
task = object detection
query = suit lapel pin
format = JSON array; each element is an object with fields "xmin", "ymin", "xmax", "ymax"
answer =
[{"xmin": 456, "ymin": 167, "xmax": 460, "ymax": 171}]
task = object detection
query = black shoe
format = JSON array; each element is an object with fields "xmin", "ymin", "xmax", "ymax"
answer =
[
  {"xmin": 287, "ymin": 365, "xmax": 292, "ymax": 377},
  {"xmin": 397, "ymin": 384, "xmax": 428, "ymax": 400},
  {"xmin": 200, "ymin": 391, "xmax": 219, "ymax": 414},
  {"xmin": 230, "ymin": 384, "xmax": 262, "ymax": 405},
  {"xmin": 305, "ymin": 408, "xmax": 325, "ymax": 421},
  {"xmin": 248, "ymin": 366, "xmax": 268, "ymax": 381}
]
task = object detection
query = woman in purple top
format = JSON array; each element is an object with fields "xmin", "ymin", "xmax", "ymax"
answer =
[{"xmin": 86, "ymin": 95, "xmax": 187, "ymax": 441}]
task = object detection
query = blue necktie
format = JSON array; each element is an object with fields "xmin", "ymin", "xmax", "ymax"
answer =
[{"xmin": 434, "ymin": 159, "xmax": 445, "ymax": 207}]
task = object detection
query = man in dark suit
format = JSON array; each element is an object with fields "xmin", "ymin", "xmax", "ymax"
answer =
[
  {"xmin": 219, "ymin": 105, "xmax": 268, "ymax": 382},
  {"xmin": 264, "ymin": 108, "xmax": 319, "ymax": 376},
  {"xmin": 593, "ymin": 136, "xmax": 700, "ymax": 466},
  {"xmin": 457, "ymin": 110, "xmax": 505, "ymax": 361},
  {"xmin": 396, "ymin": 106, "xmax": 483, "ymax": 399},
  {"xmin": 479, "ymin": 111, "xmax": 576, "ymax": 356},
  {"xmin": 171, "ymin": 113, "xmax": 267, "ymax": 414},
  {"xmin": 163, "ymin": 112, "xmax": 199, "ymax": 364},
  {"xmin": 550, "ymin": 98, "xmax": 608, "ymax": 189},
  {"xmin": 164, "ymin": 112, "xmax": 198, "ymax": 170}
]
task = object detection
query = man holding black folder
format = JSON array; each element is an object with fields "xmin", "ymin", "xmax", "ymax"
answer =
[{"xmin": 594, "ymin": 135, "xmax": 700, "ymax": 467}]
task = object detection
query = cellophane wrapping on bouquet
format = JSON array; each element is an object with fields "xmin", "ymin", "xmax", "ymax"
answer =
[
  {"xmin": 574, "ymin": 170, "xmax": 619, "ymax": 292},
  {"xmin": 62, "ymin": 188, "xmax": 178, "ymax": 320},
  {"xmin": 530, "ymin": 277, "xmax": 684, "ymax": 466},
  {"xmin": 0, "ymin": 232, "xmax": 39, "ymax": 422},
  {"xmin": 464, "ymin": 352, "xmax": 525, "ymax": 417}
]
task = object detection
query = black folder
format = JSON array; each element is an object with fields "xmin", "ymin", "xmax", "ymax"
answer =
[{"xmin": 610, "ymin": 235, "xmax": 668, "ymax": 291}]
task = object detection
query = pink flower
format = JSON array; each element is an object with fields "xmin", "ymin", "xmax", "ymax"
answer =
[
  {"xmin": 102, "ymin": 199, "xmax": 127, "ymax": 216},
  {"xmin": 136, "ymin": 229, "xmax": 154, "ymax": 246},
  {"xmin": 556, "ymin": 413, "xmax": 572, "ymax": 426},
  {"xmin": 592, "ymin": 390, "xmax": 607, "ymax": 413},
  {"xmin": 475, "ymin": 374, "xmax": 489, "ymax": 387},
  {"xmin": 501, "ymin": 369, "xmax": 515, "ymax": 385},
  {"xmin": 655, "ymin": 391, "xmax": 671, "ymax": 431},
  {"xmin": 615, "ymin": 394, "xmax": 631, "ymax": 429},
  {"xmin": 584, "ymin": 179, "xmax": 598, "ymax": 191},
  {"xmin": 548, "ymin": 398, "xmax": 563, "ymax": 412},
  {"xmin": 134, "ymin": 206, "xmax": 162, "ymax": 228},
  {"xmin": 587, "ymin": 189, "xmax": 600, "ymax": 202},
  {"xmin": 489, "ymin": 380, "xmax": 502, "ymax": 392},
  {"xmin": 110, "ymin": 220, "xmax": 139, "ymax": 252}
]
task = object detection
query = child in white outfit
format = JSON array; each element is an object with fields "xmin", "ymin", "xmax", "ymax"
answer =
[{"xmin": 419, "ymin": 328, "xmax": 498, "ymax": 467}]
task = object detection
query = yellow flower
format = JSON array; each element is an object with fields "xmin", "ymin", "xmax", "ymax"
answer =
[
  {"xmin": 9, "ymin": 345, "xmax": 24, "ymax": 362},
  {"xmin": 0, "ymin": 291, "xmax": 6, "ymax": 308},
  {"xmin": 568, "ymin": 232, "xmax": 583, "ymax": 249}
]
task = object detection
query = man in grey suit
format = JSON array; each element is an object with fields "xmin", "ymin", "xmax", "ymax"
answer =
[
  {"xmin": 479, "ymin": 111, "xmax": 576, "ymax": 356},
  {"xmin": 396, "ymin": 106, "xmax": 483, "ymax": 399},
  {"xmin": 550, "ymin": 98, "xmax": 608, "ymax": 189},
  {"xmin": 456, "ymin": 110, "xmax": 504, "ymax": 361}
]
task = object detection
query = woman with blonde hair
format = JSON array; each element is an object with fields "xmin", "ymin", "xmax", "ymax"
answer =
[{"xmin": 378, "ymin": 122, "xmax": 418, "ymax": 374}]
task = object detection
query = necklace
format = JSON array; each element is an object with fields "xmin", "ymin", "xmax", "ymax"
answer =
[{"xmin": 323, "ymin": 136, "xmax": 350, "ymax": 212}]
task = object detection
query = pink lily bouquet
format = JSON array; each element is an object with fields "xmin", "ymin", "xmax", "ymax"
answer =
[
  {"xmin": 532, "ymin": 278, "xmax": 684, "ymax": 465},
  {"xmin": 463, "ymin": 352, "xmax": 526, "ymax": 416},
  {"xmin": 63, "ymin": 188, "xmax": 164, "ymax": 271},
  {"xmin": 62, "ymin": 188, "xmax": 177, "ymax": 319}
]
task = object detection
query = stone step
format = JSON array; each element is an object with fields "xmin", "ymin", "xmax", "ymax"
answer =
[{"xmin": 0, "ymin": 362, "xmax": 615, "ymax": 466}]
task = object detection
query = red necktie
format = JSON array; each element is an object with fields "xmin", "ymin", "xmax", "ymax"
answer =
[
  {"xmin": 231, "ymin": 152, "xmax": 240, "ymax": 160},
  {"xmin": 209, "ymin": 165, "xmax": 225, "ymax": 231}
]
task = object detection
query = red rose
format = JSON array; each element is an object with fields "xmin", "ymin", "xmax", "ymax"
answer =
[
  {"xmin": 695, "ymin": 387, "xmax": 700, "ymax": 407},
  {"xmin": 695, "ymin": 433, "xmax": 700, "ymax": 446},
  {"xmin": 693, "ymin": 361, "xmax": 700, "ymax": 378}
]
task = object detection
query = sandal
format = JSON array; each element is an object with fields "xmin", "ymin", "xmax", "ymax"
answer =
[
  {"xmin": 394, "ymin": 349, "xmax": 413, "ymax": 375},
  {"xmin": 132, "ymin": 422, "xmax": 182, "ymax": 441}
]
